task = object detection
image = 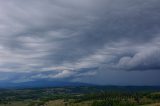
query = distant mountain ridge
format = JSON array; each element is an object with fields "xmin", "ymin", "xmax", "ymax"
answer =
[
  {"xmin": 0, "ymin": 80, "xmax": 160, "ymax": 90},
  {"xmin": 0, "ymin": 80, "xmax": 93, "ymax": 88}
]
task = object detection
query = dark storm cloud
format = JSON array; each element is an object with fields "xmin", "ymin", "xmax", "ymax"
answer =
[{"xmin": 0, "ymin": 0, "xmax": 160, "ymax": 84}]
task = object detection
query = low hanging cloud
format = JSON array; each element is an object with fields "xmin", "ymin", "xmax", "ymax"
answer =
[
  {"xmin": 0, "ymin": 0, "xmax": 160, "ymax": 84},
  {"xmin": 117, "ymin": 48, "xmax": 160, "ymax": 71}
]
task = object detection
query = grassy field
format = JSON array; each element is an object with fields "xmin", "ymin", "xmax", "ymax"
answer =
[
  {"xmin": 0, "ymin": 101, "xmax": 29, "ymax": 106},
  {"xmin": 0, "ymin": 86, "xmax": 159, "ymax": 106},
  {"xmin": 142, "ymin": 103, "xmax": 160, "ymax": 106},
  {"xmin": 0, "ymin": 99, "xmax": 159, "ymax": 106},
  {"xmin": 47, "ymin": 100, "xmax": 98, "ymax": 106},
  {"xmin": 0, "ymin": 100, "xmax": 159, "ymax": 106}
]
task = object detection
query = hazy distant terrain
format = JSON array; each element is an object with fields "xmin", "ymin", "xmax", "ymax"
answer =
[{"xmin": 0, "ymin": 86, "xmax": 159, "ymax": 106}]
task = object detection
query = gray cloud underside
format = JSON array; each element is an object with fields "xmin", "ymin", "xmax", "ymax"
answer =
[{"xmin": 0, "ymin": 0, "xmax": 160, "ymax": 84}]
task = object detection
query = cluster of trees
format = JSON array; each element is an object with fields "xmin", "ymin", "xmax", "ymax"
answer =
[
  {"xmin": 0, "ymin": 87, "xmax": 159, "ymax": 106},
  {"xmin": 92, "ymin": 100, "xmax": 136, "ymax": 106},
  {"xmin": 73, "ymin": 91, "xmax": 160, "ymax": 106},
  {"xmin": 147, "ymin": 92, "xmax": 160, "ymax": 100}
]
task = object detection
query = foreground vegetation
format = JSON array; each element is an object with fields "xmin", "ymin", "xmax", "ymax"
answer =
[{"xmin": 0, "ymin": 86, "xmax": 159, "ymax": 106}]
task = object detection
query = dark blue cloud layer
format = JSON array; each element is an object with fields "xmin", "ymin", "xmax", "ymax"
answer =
[{"xmin": 0, "ymin": 0, "xmax": 160, "ymax": 85}]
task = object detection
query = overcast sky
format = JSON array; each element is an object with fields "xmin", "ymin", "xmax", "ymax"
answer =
[{"xmin": 0, "ymin": 0, "xmax": 160, "ymax": 85}]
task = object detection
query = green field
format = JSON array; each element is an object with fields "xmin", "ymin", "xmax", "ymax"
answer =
[{"xmin": 0, "ymin": 86, "xmax": 159, "ymax": 106}]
